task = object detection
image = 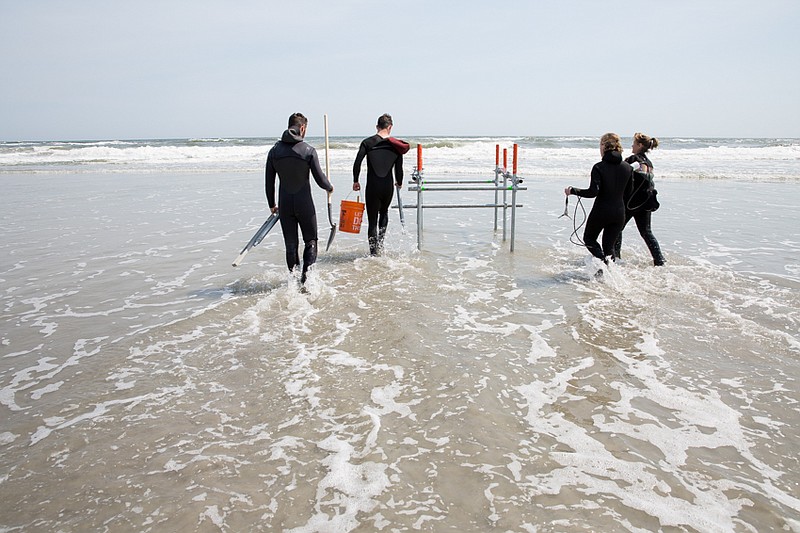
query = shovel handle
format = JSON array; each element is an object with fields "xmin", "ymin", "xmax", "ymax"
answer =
[{"xmin": 324, "ymin": 114, "xmax": 331, "ymax": 179}]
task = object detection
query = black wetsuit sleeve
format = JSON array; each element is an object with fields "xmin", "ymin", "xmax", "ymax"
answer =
[
  {"xmin": 394, "ymin": 154, "xmax": 403, "ymax": 187},
  {"xmin": 353, "ymin": 142, "xmax": 368, "ymax": 183},
  {"xmin": 308, "ymin": 147, "xmax": 333, "ymax": 192},
  {"xmin": 265, "ymin": 150, "xmax": 277, "ymax": 208},
  {"xmin": 626, "ymin": 153, "xmax": 654, "ymax": 170},
  {"xmin": 573, "ymin": 165, "xmax": 601, "ymax": 198}
]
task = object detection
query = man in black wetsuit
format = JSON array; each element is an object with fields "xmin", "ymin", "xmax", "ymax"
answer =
[
  {"xmin": 265, "ymin": 113, "xmax": 334, "ymax": 284},
  {"xmin": 353, "ymin": 113, "xmax": 408, "ymax": 255}
]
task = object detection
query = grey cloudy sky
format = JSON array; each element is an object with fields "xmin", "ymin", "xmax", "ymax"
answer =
[{"xmin": 1, "ymin": 0, "xmax": 798, "ymax": 141}]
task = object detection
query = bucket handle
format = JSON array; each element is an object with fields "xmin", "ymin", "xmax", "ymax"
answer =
[{"xmin": 343, "ymin": 191, "xmax": 361, "ymax": 204}]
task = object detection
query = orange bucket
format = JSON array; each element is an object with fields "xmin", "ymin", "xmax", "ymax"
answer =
[{"xmin": 339, "ymin": 199, "xmax": 365, "ymax": 234}]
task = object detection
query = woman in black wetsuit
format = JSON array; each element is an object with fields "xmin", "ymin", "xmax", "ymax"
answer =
[
  {"xmin": 353, "ymin": 114, "xmax": 408, "ymax": 256},
  {"xmin": 265, "ymin": 113, "xmax": 334, "ymax": 284},
  {"xmin": 565, "ymin": 132, "xmax": 633, "ymax": 263},
  {"xmin": 614, "ymin": 133, "xmax": 665, "ymax": 265}
]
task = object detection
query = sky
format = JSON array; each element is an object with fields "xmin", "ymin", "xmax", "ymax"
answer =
[{"xmin": 1, "ymin": 0, "xmax": 798, "ymax": 141}]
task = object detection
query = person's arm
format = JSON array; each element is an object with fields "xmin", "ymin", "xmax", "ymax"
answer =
[
  {"xmin": 308, "ymin": 147, "xmax": 333, "ymax": 192},
  {"xmin": 352, "ymin": 142, "xmax": 367, "ymax": 190},
  {"xmin": 394, "ymin": 154, "xmax": 403, "ymax": 187},
  {"xmin": 626, "ymin": 153, "xmax": 650, "ymax": 173},
  {"xmin": 566, "ymin": 165, "xmax": 601, "ymax": 198},
  {"xmin": 265, "ymin": 151, "xmax": 278, "ymax": 213}
]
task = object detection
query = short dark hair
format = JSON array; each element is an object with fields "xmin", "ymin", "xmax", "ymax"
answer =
[
  {"xmin": 377, "ymin": 113, "xmax": 393, "ymax": 129},
  {"xmin": 288, "ymin": 112, "xmax": 307, "ymax": 129}
]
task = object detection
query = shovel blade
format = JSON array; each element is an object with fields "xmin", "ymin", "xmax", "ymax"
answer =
[
  {"xmin": 396, "ymin": 185, "xmax": 405, "ymax": 228},
  {"xmin": 326, "ymin": 225, "xmax": 337, "ymax": 251},
  {"xmin": 325, "ymin": 200, "xmax": 337, "ymax": 251}
]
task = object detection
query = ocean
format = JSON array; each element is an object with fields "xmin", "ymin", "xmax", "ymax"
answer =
[{"xmin": 1, "ymin": 136, "xmax": 799, "ymax": 532}]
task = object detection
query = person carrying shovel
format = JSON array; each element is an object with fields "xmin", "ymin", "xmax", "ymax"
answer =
[{"xmin": 266, "ymin": 112, "xmax": 334, "ymax": 285}]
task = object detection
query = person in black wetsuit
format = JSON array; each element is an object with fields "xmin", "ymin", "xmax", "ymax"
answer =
[
  {"xmin": 565, "ymin": 132, "xmax": 633, "ymax": 264},
  {"xmin": 614, "ymin": 132, "xmax": 665, "ymax": 266},
  {"xmin": 265, "ymin": 112, "xmax": 334, "ymax": 284},
  {"xmin": 353, "ymin": 113, "xmax": 409, "ymax": 256}
]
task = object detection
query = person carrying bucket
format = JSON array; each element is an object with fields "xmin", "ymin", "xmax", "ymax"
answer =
[
  {"xmin": 353, "ymin": 113, "xmax": 409, "ymax": 256},
  {"xmin": 265, "ymin": 112, "xmax": 334, "ymax": 285}
]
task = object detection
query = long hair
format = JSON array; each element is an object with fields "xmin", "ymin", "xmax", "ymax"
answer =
[{"xmin": 634, "ymin": 132, "xmax": 659, "ymax": 152}]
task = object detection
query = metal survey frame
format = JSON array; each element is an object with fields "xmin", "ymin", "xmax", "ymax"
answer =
[{"xmin": 403, "ymin": 143, "xmax": 526, "ymax": 251}]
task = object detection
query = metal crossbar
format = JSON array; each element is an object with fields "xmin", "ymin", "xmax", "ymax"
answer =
[{"xmin": 401, "ymin": 143, "xmax": 526, "ymax": 251}]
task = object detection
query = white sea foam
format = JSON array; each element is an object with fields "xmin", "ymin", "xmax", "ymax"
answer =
[
  {"xmin": 0, "ymin": 146, "xmax": 798, "ymax": 531},
  {"xmin": 2, "ymin": 137, "xmax": 798, "ymax": 181},
  {"xmin": 288, "ymin": 435, "xmax": 390, "ymax": 533}
]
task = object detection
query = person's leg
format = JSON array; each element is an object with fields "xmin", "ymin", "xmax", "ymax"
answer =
[
  {"xmin": 365, "ymin": 183, "xmax": 380, "ymax": 255},
  {"xmin": 602, "ymin": 220, "xmax": 624, "ymax": 261},
  {"xmin": 614, "ymin": 211, "xmax": 633, "ymax": 260},
  {"xmin": 300, "ymin": 240, "xmax": 317, "ymax": 284},
  {"xmin": 633, "ymin": 211, "xmax": 665, "ymax": 265},
  {"xmin": 279, "ymin": 197, "xmax": 300, "ymax": 273},
  {"xmin": 296, "ymin": 193, "xmax": 319, "ymax": 283},
  {"xmin": 582, "ymin": 212, "xmax": 606, "ymax": 261},
  {"xmin": 376, "ymin": 183, "xmax": 393, "ymax": 255}
]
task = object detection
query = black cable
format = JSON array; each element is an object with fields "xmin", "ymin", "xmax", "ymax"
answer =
[
  {"xmin": 569, "ymin": 196, "xmax": 586, "ymax": 247},
  {"xmin": 626, "ymin": 171, "xmax": 651, "ymax": 212}
]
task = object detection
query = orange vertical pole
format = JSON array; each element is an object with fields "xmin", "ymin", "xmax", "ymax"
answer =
[
  {"xmin": 495, "ymin": 144, "xmax": 500, "ymax": 167},
  {"xmin": 503, "ymin": 148, "xmax": 507, "ymax": 171},
  {"xmin": 416, "ymin": 144, "xmax": 423, "ymax": 171},
  {"xmin": 513, "ymin": 144, "xmax": 518, "ymax": 175}
]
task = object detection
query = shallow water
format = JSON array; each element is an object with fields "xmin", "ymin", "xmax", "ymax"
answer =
[{"xmin": 1, "ymin": 170, "xmax": 799, "ymax": 532}]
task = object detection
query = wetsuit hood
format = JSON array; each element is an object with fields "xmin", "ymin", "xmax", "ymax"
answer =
[
  {"xmin": 602, "ymin": 150, "xmax": 623, "ymax": 164},
  {"xmin": 281, "ymin": 127, "xmax": 304, "ymax": 144}
]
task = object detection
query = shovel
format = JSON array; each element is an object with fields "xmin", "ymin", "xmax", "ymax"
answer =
[{"xmin": 324, "ymin": 114, "xmax": 337, "ymax": 251}]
